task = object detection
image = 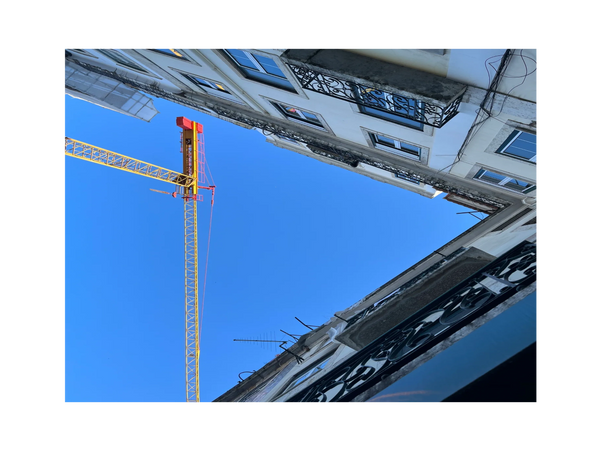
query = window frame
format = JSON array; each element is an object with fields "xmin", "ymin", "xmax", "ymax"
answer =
[
  {"xmin": 273, "ymin": 353, "xmax": 334, "ymax": 399},
  {"xmin": 496, "ymin": 130, "xmax": 537, "ymax": 163},
  {"xmin": 270, "ymin": 101, "xmax": 327, "ymax": 131},
  {"xmin": 224, "ymin": 49, "xmax": 296, "ymax": 92},
  {"xmin": 148, "ymin": 49, "xmax": 189, "ymax": 60},
  {"xmin": 369, "ymin": 132, "xmax": 422, "ymax": 160},
  {"xmin": 474, "ymin": 168, "xmax": 535, "ymax": 193},
  {"xmin": 68, "ymin": 49, "xmax": 97, "ymax": 58},
  {"xmin": 96, "ymin": 49, "xmax": 152, "ymax": 74},
  {"xmin": 177, "ymin": 71, "xmax": 244, "ymax": 104},
  {"xmin": 394, "ymin": 173, "xmax": 421, "ymax": 185}
]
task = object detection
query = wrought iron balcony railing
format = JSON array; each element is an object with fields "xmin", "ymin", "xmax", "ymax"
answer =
[
  {"xmin": 285, "ymin": 240, "xmax": 536, "ymax": 402},
  {"xmin": 286, "ymin": 64, "xmax": 463, "ymax": 128}
]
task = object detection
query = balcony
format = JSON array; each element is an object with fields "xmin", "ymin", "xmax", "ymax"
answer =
[
  {"xmin": 285, "ymin": 239, "xmax": 536, "ymax": 402},
  {"xmin": 287, "ymin": 64, "xmax": 462, "ymax": 128}
]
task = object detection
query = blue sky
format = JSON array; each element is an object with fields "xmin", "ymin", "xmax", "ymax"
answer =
[{"xmin": 65, "ymin": 94, "xmax": 483, "ymax": 402}]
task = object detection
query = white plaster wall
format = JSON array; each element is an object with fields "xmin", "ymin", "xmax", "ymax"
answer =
[
  {"xmin": 449, "ymin": 113, "xmax": 536, "ymax": 190},
  {"xmin": 469, "ymin": 219, "xmax": 536, "ymax": 257},
  {"xmin": 447, "ymin": 49, "xmax": 508, "ymax": 89},
  {"xmin": 428, "ymin": 102, "xmax": 479, "ymax": 172},
  {"xmin": 447, "ymin": 49, "xmax": 536, "ymax": 101}
]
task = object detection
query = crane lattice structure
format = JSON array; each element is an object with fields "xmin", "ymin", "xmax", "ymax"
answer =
[{"xmin": 65, "ymin": 117, "xmax": 215, "ymax": 402}]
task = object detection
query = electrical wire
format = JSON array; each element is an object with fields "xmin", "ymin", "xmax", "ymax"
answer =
[
  {"xmin": 493, "ymin": 52, "xmax": 537, "ymax": 79},
  {"xmin": 442, "ymin": 49, "xmax": 538, "ymax": 173},
  {"xmin": 433, "ymin": 51, "xmax": 514, "ymax": 175},
  {"xmin": 494, "ymin": 50, "xmax": 536, "ymax": 117},
  {"xmin": 435, "ymin": 50, "xmax": 534, "ymax": 175}
]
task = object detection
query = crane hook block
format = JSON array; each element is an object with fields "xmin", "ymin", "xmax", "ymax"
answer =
[{"xmin": 176, "ymin": 116, "xmax": 203, "ymax": 134}]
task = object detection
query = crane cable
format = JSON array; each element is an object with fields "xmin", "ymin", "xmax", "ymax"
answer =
[{"xmin": 197, "ymin": 160, "xmax": 215, "ymax": 372}]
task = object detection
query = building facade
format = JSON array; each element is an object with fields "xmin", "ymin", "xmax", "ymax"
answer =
[
  {"xmin": 65, "ymin": 49, "xmax": 536, "ymax": 401},
  {"xmin": 65, "ymin": 49, "xmax": 536, "ymax": 211},
  {"xmin": 214, "ymin": 202, "xmax": 536, "ymax": 402}
]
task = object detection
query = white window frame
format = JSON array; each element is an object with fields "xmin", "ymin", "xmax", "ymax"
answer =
[
  {"xmin": 148, "ymin": 49, "xmax": 189, "ymax": 60},
  {"xmin": 370, "ymin": 132, "xmax": 422, "ymax": 160},
  {"xmin": 68, "ymin": 49, "xmax": 97, "ymax": 58},
  {"xmin": 270, "ymin": 101, "xmax": 328, "ymax": 131},
  {"xmin": 361, "ymin": 127, "xmax": 430, "ymax": 163},
  {"xmin": 223, "ymin": 49, "xmax": 296, "ymax": 92},
  {"xmin": 497, "ymin": 130, "xmax": 537, "ymax": 163},
  {"xmin": 271, "ymin": 353, "xmax": 333, "ymax": 400},
  {"xmin": 286, "ymin": 357, "xmax": 330, "ymax": 390},
  {"xmin": 178, "ymin": 71, "xmax": 244, "ymax": 104},
  {"xmin": 96, "ymin": 49, "xmax": 152, "ymax": 75},
  {"xmin": 474, "ymin": 168, "xmax": 535, "ymax": 193}
]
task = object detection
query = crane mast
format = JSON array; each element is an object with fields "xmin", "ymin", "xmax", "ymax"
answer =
[
  {"xmin": 65, "ymin": 117, "xmax": 214, "ymax": 402},
  {"xmin": 179, "ymin": 117, "xmax": 202, "ymax": 403}
]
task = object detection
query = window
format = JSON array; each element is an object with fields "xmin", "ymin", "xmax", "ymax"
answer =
[
  {"xmin": 275, "ymin": 134, "xmax": 298, "ymax": 143},
  {"xmin": 395, "ymin": 173, "xmax": 421, "ymax": 184},
  {"xmin": 356, "ymin": 86, "xmax": 424, "ymax": 130},
  {"xmin": 474, "ymin": 169, "xmax": 535, "ymax": 193},
  {"xmin": 63, "ymin": 46, "xmax": 97, "ymax": 58},
  {"xmin": 497, "ymin": 130, "xmax": 536, "ymax": 162},
  {"xmin": 180, "ymin": 73, "xmax": 242, "ymax": 104},
  {"xmin": 149, "ymin": 49, "xmax": 189, "ymax": 60},
  {"xmin": 224, "ymin": 49, "xmax": 296, "ymax": 92},
  {"xmin": 283, "ymin": 356, "xmax": 331, "ymax": 393},
  {"xmin": 182, "ymin": 74, "xmax": 229, "ymax": 93},
  {"xmin": 97, "ymin": 49, "xmax": 150, "ymax": 73},
  {"xmin": 369, "ymin": 132, "xmax": 421, "ymax": 160},
  {"xmin": 271, "ymin": 102, "xmax": 325, "ymax": 129}
]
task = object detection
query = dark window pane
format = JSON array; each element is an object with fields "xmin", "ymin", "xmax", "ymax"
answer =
[
  {"xmin": 498, "ymin": 131, "xmax": 536, "ymax": 161},
  {"xmin": 395, "ymin": 173, "xmax": 420, "ymax": 184},
  {"xmin": 283, "ymin": 106, "xmax": 302, "ymax": 119},
  {"xmin": 476, "ymin": 169, "xmax": 504, "ymax": 184},
  {"xmin": 247, "ymin": 71, "xmax": 295, "ymax": 91},
  {"xmin": 373, "ymin": 134, "xmax": 395, "ymax": 148},
  {"xmin": 226, "ymin": 49, "xmax": 257, "ymax": 70},
  {"xmin": 504, "ymin": 179, "xmax": 532, "ymax": 192},
  {"xmin": 191, "ymin": 76, "xmax": 211, "ymax": 88},
  {"xmin": 400, "ymin": 142, "xmax": 421, "ymax": 156},
  {"xmin": 253, "ymin": 54, "xmax": 286, "ymax": 77},
  {"xmin": 152, "ymin": 49, "xmax": 188, "ymax": 59},
  {"xmin": 302, "ymin": 111, "xmax": 319, "ymax": 122}
]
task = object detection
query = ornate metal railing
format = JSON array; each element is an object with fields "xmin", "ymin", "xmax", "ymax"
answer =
[
  {"xmin": 286, "ymin": 240, "xmax": 536, "ymax": 402},
  {"xmin": 286, "ymin": 64, "xmax": 463, "ymax": 128}
]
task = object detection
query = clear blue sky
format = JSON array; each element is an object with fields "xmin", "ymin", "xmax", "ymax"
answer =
[{"xmin": 65, "ymin": 94, "xmax": 482, "ymax": 402}]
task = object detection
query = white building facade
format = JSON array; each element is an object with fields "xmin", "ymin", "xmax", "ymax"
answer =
[
  {"xmin": 65, "ymin": 49, "xmax": 536, "ymax": 210},
  {"xmin": 65, "ymin": 49, "xmax": 537, "ymax": 401}
]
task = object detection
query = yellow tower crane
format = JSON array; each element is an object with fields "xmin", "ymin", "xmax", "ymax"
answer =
[{"xmin": 65, "ymin": 117, "xmax": 215, "ymax": 402}]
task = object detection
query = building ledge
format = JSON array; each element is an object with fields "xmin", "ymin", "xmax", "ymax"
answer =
[{"xmin": 336, "ymin": 247, "xmax": 495, "ymax": 351}]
